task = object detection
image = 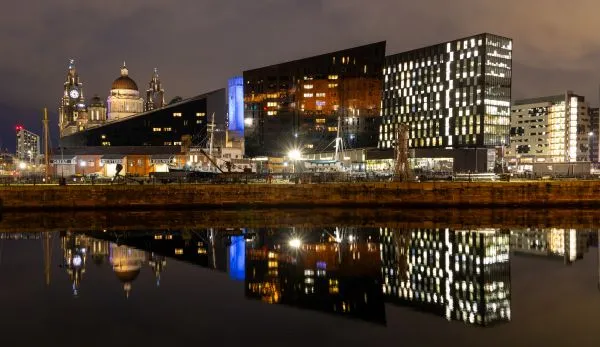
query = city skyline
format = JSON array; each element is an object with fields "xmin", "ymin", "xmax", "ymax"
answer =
[{"xmin": 2, "ymin": 0, "xmax": 600, "ymax": 151}]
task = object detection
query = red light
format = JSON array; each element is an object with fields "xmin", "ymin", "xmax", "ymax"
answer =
[
  {"xmin": 15, "ymin": 125, "xmax": 23, "ymax": 131},
  {"xmin": 263, "ymin": 107, "xmax": 268, "ymax": 111}
]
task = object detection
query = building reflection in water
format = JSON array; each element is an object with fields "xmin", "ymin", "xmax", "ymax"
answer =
[
  {"xmin": 109, "ymin": 243, "xmax": 146, "ymax": 298},
  {"xmin": 380, "ymin": 228, "xmax": 511, "ymax": 326},
  {"xmin": 60, "ymin": 232, "xmax": 88, "ymax": 296},
  {"xmin": 510, "ymin": 228, "xmax": 592, "ymax": 264},
  {"xmin": 50, "ymin": 226, "xmax": 600, "ymax": 327},
  {"xmin": 244, "ymin": 228, "xmax": 386, "ymax": 324}
]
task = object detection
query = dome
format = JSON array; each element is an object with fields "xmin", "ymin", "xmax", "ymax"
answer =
[
  {"xmin": 111, "ymin": 76, "xmax": 138, "ymax": 91},
  {"xmin": 114, "ymin": 269, "xmax": 141, "ymax": 283},
  {"xmin": 111, "ymin": 62, "xmax": 138, "ymax": 91}
]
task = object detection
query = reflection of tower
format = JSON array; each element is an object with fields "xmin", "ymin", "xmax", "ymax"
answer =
[
  {"xmin": 60, "ymin": 232, "xmax": 87, "ymax": 296},
  {"xmin": 89, "ymin": 239, "xmax": 110, "ymax": 266},
  {"xmin": 597, "ymin": 230, "xmax": 600, "ymax": 291},
  {"xmin": 149, "ymin": 253, "xmax": 167, "ymax": 287},
  {"xmin": 43, "ymin": 232, "xmax": 52, "ymax": 286},
  {"xmin": 109, "ymin": 243, "xmax": 146, "ymax": 298}
]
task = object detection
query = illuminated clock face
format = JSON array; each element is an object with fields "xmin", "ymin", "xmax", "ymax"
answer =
[{"xmin": 69, "ymin": 89, "xmax": 80, "ymax": 99}]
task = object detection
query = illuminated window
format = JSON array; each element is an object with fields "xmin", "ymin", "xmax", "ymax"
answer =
[
  {"xmin": 328, "ymin": 75, "xmax": 338, "ymax": 80},
  {"xmin": 164, "ymin": 142, "xmax": 172, "ymax": 145},
  {"xmin": 304, "ymin": 84, "xmax": 313, "ymax": 89},
  {"xmin": 196, "ymin": 112, "xmax": 205, "ymax": 117},
  {"xmin": 101, "ymin": 135, "xmax": 106, "ymax": 139},
  {"xmin": 153, "ymin": 127, "xmax": 162, "ymax": 132},
  {"xmin": 174, "ymin": 141, "xmax": 182, "ymax": 145},
  {"xmin": 154, "ymin": 235, "xmax": 163, "ymax": 240},
  {"xmin": 316, "ymin": 93, "xmax": 326, "ymax": 97},
  {"xmin": 196, "ymin": 120, "xmax": 203, "ymax": 124},
  {"xmin": 303, "ymin": 93, "xmax": 313, "ymax": 98},
  {"xmin": 175, "ymin": 248, "xmax": 183, "ymax": 255},
  {"xmin": 173, "ymin": 112, "xmax": 182, "ymax": 117},
  {"xmin": 315, "ymin": 118, "xmax": 326, "ymax": 124},
  {"xmin": 164, "ymin": 127, "xmax": 172, "ymax": 131},
  {"xmin": 328, "ymin": 127, "xmax": 338, "ymax": 132}
]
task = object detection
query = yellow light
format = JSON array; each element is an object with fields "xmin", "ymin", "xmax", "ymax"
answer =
[
  {"xmin": 289, "ymin": 238, "xmax": 302, "ymax": 249},
  {"xmin": 287, "ymin": 149, "xmax": 301, "ymax": 161}
]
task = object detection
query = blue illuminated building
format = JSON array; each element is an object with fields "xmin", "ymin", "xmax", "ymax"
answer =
[{"xmin": 228, "ymin": 76, "xmax": 244, "ymax": 133}]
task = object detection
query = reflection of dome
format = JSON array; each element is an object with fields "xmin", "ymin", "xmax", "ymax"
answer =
[
  {"xmin": 112, "ymin": 76, "xmax": 138, "ymax": 91},
  {"xmin": 114, "ymin": 269, "xmax": 141, "ymax": 283}
]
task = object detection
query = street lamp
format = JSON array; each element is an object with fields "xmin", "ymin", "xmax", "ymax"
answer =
[{"xmin": 287, "ymin": 149, "xmax": 302, "ymax": 174}]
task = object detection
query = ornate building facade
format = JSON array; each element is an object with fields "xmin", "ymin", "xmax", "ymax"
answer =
[
  {"xmin": 145, "ymin": 68, "xmax": 165, "ymax": 111},
  {"xmin": 58, "ymin": 60, "xmax": 165, "ymax": 138},
  {"xmin": 58, "ymin": 59, "xmax": 88, "ymax": 137},
  {"xmin": 107, "ymin": 63, "xmax": 144, "ymax": 121}
]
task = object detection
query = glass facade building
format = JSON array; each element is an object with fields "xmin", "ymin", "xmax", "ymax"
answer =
[
  {"xmin": 380, "ymin": 33, "xmax": 512, "ymax": 152},
  {"xmin": 243, "ymin": 42, "xmax": 386, "ymax": 157}
]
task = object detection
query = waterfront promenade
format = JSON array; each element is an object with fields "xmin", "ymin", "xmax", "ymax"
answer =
[{"xmin": 1, "ymin": 181, "xmax": 600, "ymax": 210}]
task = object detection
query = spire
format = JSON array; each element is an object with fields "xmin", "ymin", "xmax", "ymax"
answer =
[
  {"xmin": 120, "ymin": 61, "xmax": 128, "ymax": 76},
  {"xmin": 68, "ymin": 58, "xmax": 75, "ymax": 70}
]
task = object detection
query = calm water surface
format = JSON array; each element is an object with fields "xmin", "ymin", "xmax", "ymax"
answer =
[{"xmin": 0, "ymin": 209, "xmax": 599, "ymax": 346}]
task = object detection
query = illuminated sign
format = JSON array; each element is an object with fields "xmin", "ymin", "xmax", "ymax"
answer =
[
  {"xmin": 50, "ymin": 159, "xmax": 75, "ymax": 164},
  {"xmin": 100, "ymin": 159, "xmax": 123, "ymax": 164},
  {"xmin": 151, "ymin": 159, "xmax": 172, "ymax": 164}
]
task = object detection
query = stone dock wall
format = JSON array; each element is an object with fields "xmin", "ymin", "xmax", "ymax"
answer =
[{"xmin": 1, "ymin": 181, "xmax": 600, "ymax": 210}]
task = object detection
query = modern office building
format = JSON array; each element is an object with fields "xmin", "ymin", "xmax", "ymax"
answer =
[
  {"xmin": 380, "ymin": 33, "xmax": 512, "ymax": 172},
  {"xmin": 380, "ymin": 227, "xmax": 511, "ymax": 326},
  {"xmin": 15, "ymin": 126, "xmax": 41, "ymax": 164},
  {"xmin": 243, "ymin": 42, "xmax": 386, "ymax": 157},
  {"xmin": 589, "ymin": 107, "xmax": 599, "ymax": 163},
  {"xmin": 506, "ymin": 91, "xmax": 590, "ymax": 167},
  {"xmin": 59, "ymin": 89, "xmax": 226, "ymax": 148}
]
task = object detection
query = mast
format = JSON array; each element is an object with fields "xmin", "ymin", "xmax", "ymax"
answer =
[
  {"xmin": 43, "ymin": 232, "xmax": 52, "ymax": 286},
  {"xmin": 334, "ymin": 114, "xmax": 343, "ymax": 162},
  {"xmin": 43, "ymin": 108, "xmax": 50, "ymax": 180},
  {"xmin": 208, "ymin": 112, "xmax": 215, "ymax": 158}
]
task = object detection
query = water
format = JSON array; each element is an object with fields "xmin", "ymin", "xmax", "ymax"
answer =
[{"xmin": 0, "ymin": 209, "xmax": 599, "ymax": 346}]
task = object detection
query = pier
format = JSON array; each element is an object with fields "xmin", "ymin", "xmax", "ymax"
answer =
[{"xmin": 1, "ymin": 181, "xmax": 600, "ymax": 211}]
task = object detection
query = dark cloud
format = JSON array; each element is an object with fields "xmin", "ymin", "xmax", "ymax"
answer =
[{"xmin": 1, "ymin": 0, "xmax": 599, "ymax": 150}]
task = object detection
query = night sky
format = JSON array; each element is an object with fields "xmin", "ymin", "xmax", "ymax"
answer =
[{"xmin": 1, "ymin": 0, "xmax": 600, "ymax": 150}]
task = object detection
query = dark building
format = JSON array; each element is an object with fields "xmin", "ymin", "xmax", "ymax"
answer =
[
  {"xmin": 59, "ymin": 89, "xmax": 226, "ymax": 148},
  {"xmin": 590, "ymin": 107, "xmax": 599, "ymax": 163},
  {"xmin": 381, "ymin": 33, "xmax": 512, "ymax": 172},
  {"xmin": 243, "ymin": 42, "xmax": 386, "ymax": 157},
  {"xmin": 380, "ymin": 227, "xmax": 511, "ymax": 326}
]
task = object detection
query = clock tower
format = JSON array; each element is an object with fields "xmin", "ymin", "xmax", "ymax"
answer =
[{"xmin": 59, "ymin": 59, "xmax": 87, "ymax": 137}]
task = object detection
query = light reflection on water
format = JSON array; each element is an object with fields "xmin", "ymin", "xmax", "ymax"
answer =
[{"xmin": 1, "ymin": 225, "xmax": 596, "ymax": 327}]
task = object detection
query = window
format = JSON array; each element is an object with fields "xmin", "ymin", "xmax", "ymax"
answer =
[
  {"xmin": 164, "ymin": 127, "xmax": 172, "ymax": 131},
  {"xmin": 174, "ymin": 141, "xmax": 182, "ymax": 145},
  {"xmin": 173, "ymin": 112, "xmax": 182, "ymax": 117},
  {"xmin": 175, "ymin": 248, "xmax": 183, "ymax": 255},
  {"xmin": 315, "ymin": 118, "xmax": 326, "ymax": 124},
  {"xmin": 153, "ymin": 127, "xmax": 161, "ymax": 132},
  {"xmin": 196, "ymin": 112, "xmax": 205, "ymax": 117}
]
